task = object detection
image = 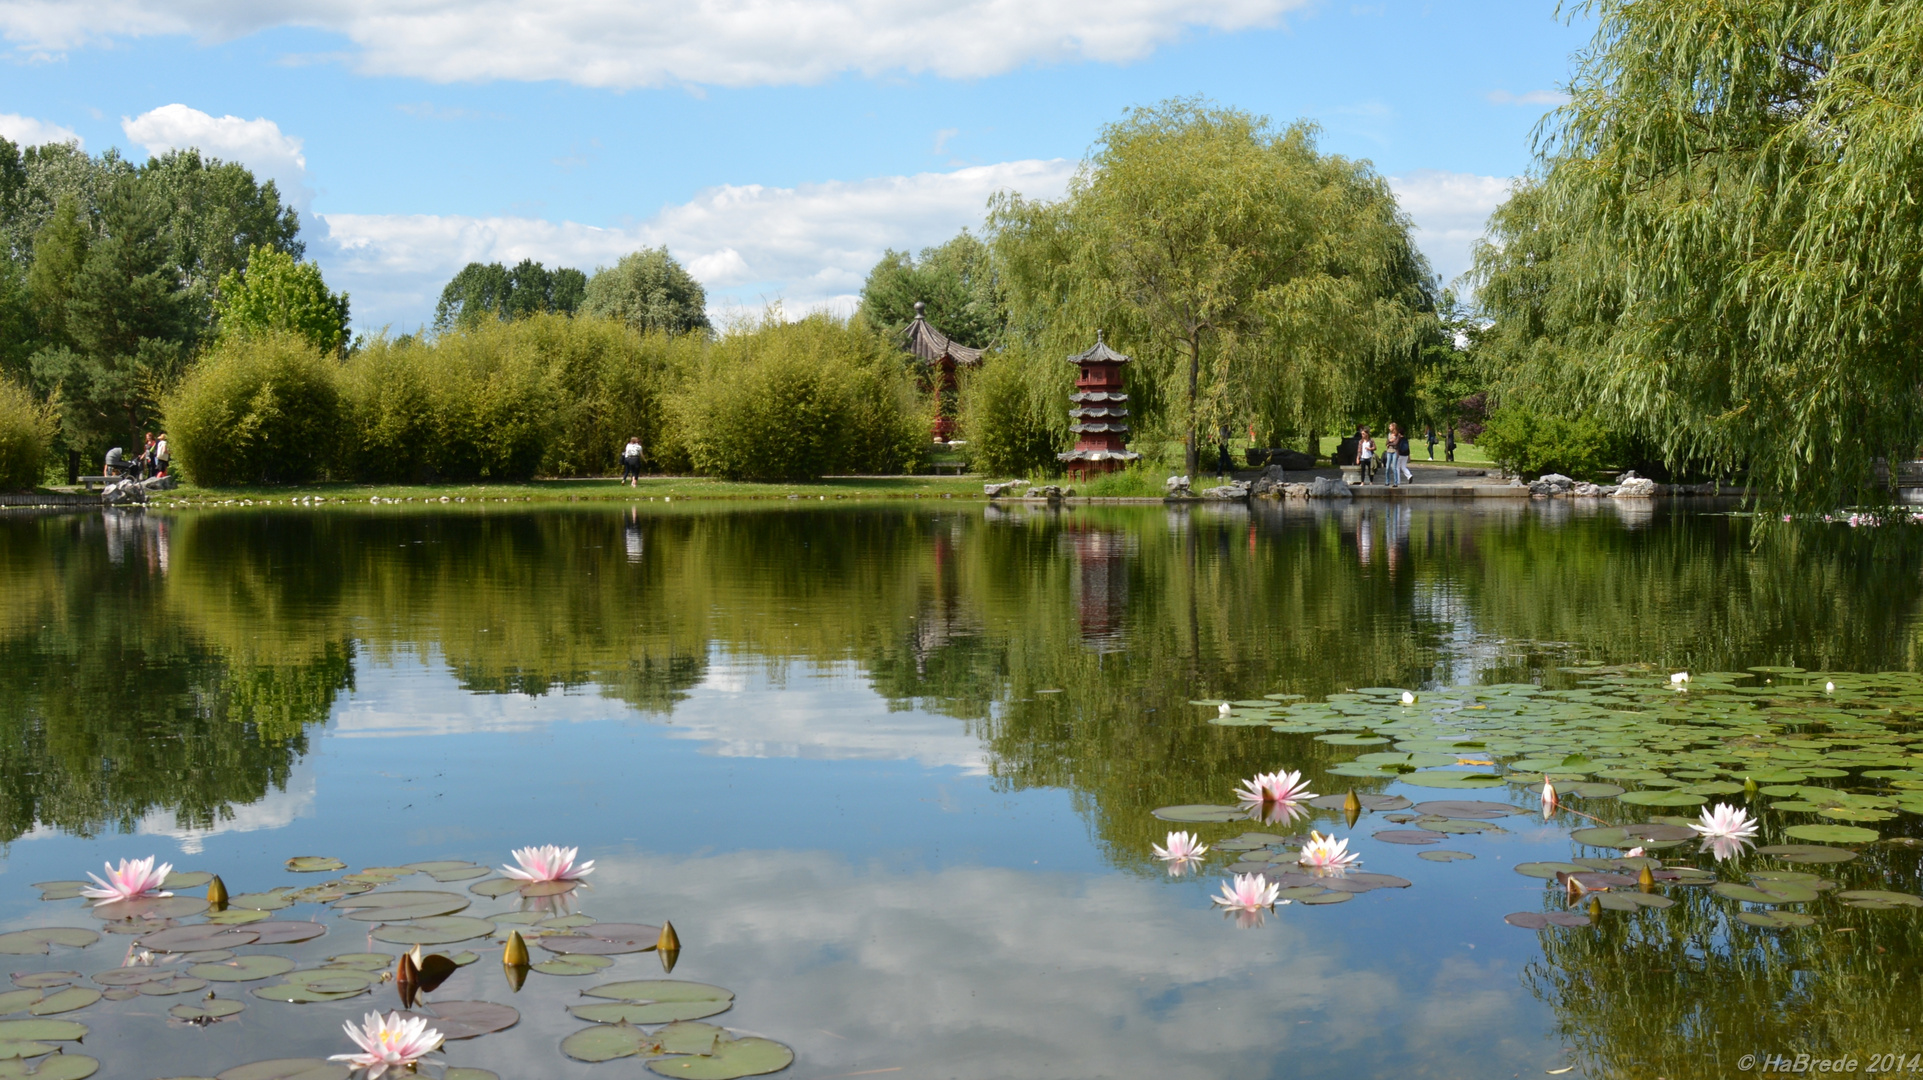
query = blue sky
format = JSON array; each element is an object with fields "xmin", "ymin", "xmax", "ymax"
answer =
[{"xmin": 0, "ymin": 0, "xmax": 1590, "ymax": 331}]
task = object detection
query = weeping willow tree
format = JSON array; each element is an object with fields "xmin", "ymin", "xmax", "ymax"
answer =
[
  {"xmin": 990, "ymin": 98, "xmax": 1438, "ymax": 475},
  {"xmin": 1474, "ymin": 1, "xmax": 1923, "ymax": 507}
]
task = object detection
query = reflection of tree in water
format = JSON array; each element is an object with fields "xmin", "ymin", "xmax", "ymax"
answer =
[{"xmin": 1526, "ymin": 867, "xmax": 1923, "ymax": 1079}]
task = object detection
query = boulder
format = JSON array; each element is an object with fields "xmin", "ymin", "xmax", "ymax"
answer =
[
  {"xmin": 984, "ymin": 480, "xmax": 1028, "ymax": 498},
  {"xmin": 1572, "ymin": 482, "xmax": 1602, "ymax": 497},
  {"xmin": 1612, "ymin": 477, "xmax": 1658, "ymax": 499},
  {"xmin": 1530, "ymin": 473, "xmax": 1576, "ymax": 496},
  {"xmin": 101, "ymin": 479, "xmax": 147, "ymax": 505},
  {"xmin": 1282, "ymin": 483, "xmax": 1311, "ymax": 499},
  {"xmin": 1201, "ymin": 481, "xmax": 1251, "ymax": 501},
  {"xmin": 1305, "ymin": 476, "xmax": 1354, "ymax": 499},
  {"xmin": 1035, "ymin": 485, "xmax": 1064, "ymax": 500},
  {"xmin": 1165, "ymin": 475, "xmax": 1192, "ymax": 497}
]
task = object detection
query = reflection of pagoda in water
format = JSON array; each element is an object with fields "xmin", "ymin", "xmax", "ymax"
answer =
[{"xmin": 1061, "ymin": 526, "xmax": 1138, "ymax": 653}]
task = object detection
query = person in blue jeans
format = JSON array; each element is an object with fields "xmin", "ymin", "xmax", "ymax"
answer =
[{"xmin": 1384, "ymin": 423, "xmax": 1403, "ymax": 487}]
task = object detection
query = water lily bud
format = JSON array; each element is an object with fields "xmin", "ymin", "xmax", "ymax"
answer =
[
  {"xmin": 205, "ymin": 876, "xmax": 229, "ymax": 909},
  {"xmin": 657, "ymin": 921, "xmax": 680, "ymax": 953},
  {"xmin": 397, "ymin": 952, "xmax": 418, "ymax": 983},
  {"xmin": 1586, "ymin": 896, "xmax": 1602, "ymax": 921},
  {"xmin": 1638, "ymin": 865, "xmax": 1655, "ymax": 892},
  {"xmin": 502, "ymin": 931, "xmax": 530, "ymax": 967},
  {"xmin": 1743, "ymin": 776, "xmax": 1759, "ymax": 796},
  {"xmin": 502, "ymin": 962, "xmax": 527, "ymax": 992}
]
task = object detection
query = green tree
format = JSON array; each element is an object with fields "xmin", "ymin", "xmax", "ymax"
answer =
[
  {"xmin": 214, "ymin": 244, "xmax": 350, "ymax": 355},
  {"xmin": 1472, "ymin": 0, "xmax": 1923, "ymax": 507},
  {"xmin": 139, "ymin": 149, "xmax": 302, "ymax": 329},
  {"xmin": 582, "ymin": 247, "xmax": 710, "ymax": 336},
  {"xmin": 435, "ymin": 259, "xmax": 587, "ymax": 330},
  {"xmin": 858, "ymin": 230, "xmax": 1005, "ymax": 348},
  {"xmin": 25, "ymin": 196, "xmax": 88, "ymax": 350},
  {"xmin": 992, "ymin": 98, "xmax": 1436, "ymax": 475}
]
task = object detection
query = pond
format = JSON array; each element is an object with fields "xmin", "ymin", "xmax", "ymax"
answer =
[{"xmin": 0, "ymin": 500, "xmax": 1919, "ymax": 1080}]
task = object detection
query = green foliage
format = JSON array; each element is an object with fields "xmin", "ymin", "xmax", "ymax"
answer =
[
  {"xmin": 434, "ymin": 259, "xmax": 587, "ymax": 331},
  {"xmin": 670, "ymin": 315, "xmax": 924, "ymax": 481},
  {"xmin": 1473, "ymin": 0, "xmax": 1923, "ymax": 507},
  {"xmin": 1071, "ymin": 465, "xmax": 1163, "ymax": 497},
  {"xmin": 1477, "ymin": 405, "xmax": 1614, "ymax": 479},
  {"xmin": 957, "ymin": 346, "xmax": 1065, "ymax": 478},
  {"xmin": 163, "ymin": 331, "xmax": 343, "ymax": 485},
  {"xmin": 215, "ymin": 244, "xmax": 349, "ymax": 355},
  {"xmin": 858, "ymin": 231, "xmax": 1005, "ymax": 348},
  {"xmin": 0, "ymin": 379, "xmax": 56, "ymax": 490},
  {"xmin": 530, "ymin": 314, "xmax": 695, "ymax": 478},
  {"xmin": 991, "ymin": 97, "xmax": 1436, "ymax": 475},
  {"xmin": 583, "ymin": 248, "xmax": 710, "ymax": 336}
]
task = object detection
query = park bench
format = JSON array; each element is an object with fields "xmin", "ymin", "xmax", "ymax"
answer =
[{"xmin": 78, "ymin": 475, "xmax": 114, "ymax": 491}]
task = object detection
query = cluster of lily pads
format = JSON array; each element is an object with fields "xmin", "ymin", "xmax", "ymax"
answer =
[
  {"xmin": 1162, "ymin": 665, "xmax": 1923, "ymax": 932},
  {"xmin": 0, "ymin": 845, "xmax": 794, "ymax": 1079}
]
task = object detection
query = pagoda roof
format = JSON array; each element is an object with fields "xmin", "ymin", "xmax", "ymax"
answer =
[
  {"xmin": 901, "ymin": 302, "xmax": 983, "ymax": 366},
  {"xmin": 1066, "ymin": 332, "xmax": 1130, "ymax": 366}
]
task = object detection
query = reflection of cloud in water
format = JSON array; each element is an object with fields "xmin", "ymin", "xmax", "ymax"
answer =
[
  {"xmin": 334, "ymin": 671, "xmax": 560, "ymax": 738},
  {"xmin": 438, "ymin": 849, "xmax": 1538, "ymax": 1080},
  {"xmin": 668, "ymin": 656, "xmax": 988, "ymax": 773},
  {"xmin": 136, "ymin": 765, "xmax": 316, "ymax": 854}
]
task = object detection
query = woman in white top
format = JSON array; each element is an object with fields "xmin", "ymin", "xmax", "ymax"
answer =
[{"xmin": 1357, "ymin": 427, "xmax": 1376, "ymax": 484}]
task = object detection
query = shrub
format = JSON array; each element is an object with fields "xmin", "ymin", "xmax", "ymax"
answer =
[
  {"xmin": 532, "ymin": 315, "xmax": 694, "ymax": 477},
  {"xmin": 0, "ymin": 379, "xmax": 56, "ymax": 490},
  {"xmin": 1477, "ymin": 405, "xmax": 1615, "ymax": 479},
  {"xmin": 164, "ymin": 332, "xmax": 342, "ymax": 485},
  {"xmin": 671, "ymin": 315, "xmax": 925, "ymax": 481},
  {"xmin": 958, "ymin": 347, "xmax": 1065, "ymax": 478}
]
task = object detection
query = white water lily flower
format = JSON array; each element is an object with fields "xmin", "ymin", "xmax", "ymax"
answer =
[
  {"xmin": 1541, "ymin": 779, "xmax": 1559, "ymax": 816},
  {"xmin": 1826, "ymin": 681, "xmax": 1835, "ymax": 693},
  {"xmin": 1151, "ymin": 831, "xmax": 1209, "ymax": 872},
  {"xmin": 330, "ymin": 1011, "xmax": 444, "ymax": 1078},
  {"xmin": 1701, "ymin": 834, "xmax": 1755, "ymax": 862},
  {"xmin": 1218, "ymin": 703, "xmax": 1232, "ymax": 718},
  {"xmin": 81, "ymin": 857, "xmax": 173, "ymax": 902},
  {"xmin": 1234, "ymin": 769, "xmax": 1315, "ymax": 806},
  {"xmin": 1670, "ymin": 672, "xmax": 1690, "ymax": 687},
  {"xmin": 1298, "ymin": 830, "xmax": 1361, "ymax": 873},
  {"xmin": 500, "ymin": 845, "xmax": 595, "ymax": 883},
  {"xmin": 1689, "ymin": 803, "xmax": 1759, "ymax": 841},
  {"xmin": 1400, "ymin": 691, "xmax": 1416, "ymax": 705},
  {"xmin": 1211, "ymin": 872, "xmax": 1281, "ymax": 912}
]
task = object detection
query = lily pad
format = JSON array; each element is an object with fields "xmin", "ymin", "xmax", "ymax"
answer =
[
  {"xmin": 1712, "ymin": 882, "xmax": 1819, "ymax": 905},
  {"xmin": 1736, "ymin": 910, "xmax": 1816, "ymax": 929},
  {"xmin": 4, "ymin": 978, "xmax": 71, "ymax": 993},
  {"xmin": 161, "ymin": 872, "xmax": 213, "ymax": 890},
  {"xmin": 91, "ymin": 896, "xmax": 206, "ymax": 921},
  {"xmin": 1784, "ymin": 824, "xmax": 1879, "ymax": 844},
  {"xmin": 333, "ymin": 890, "xmax": 471, "ymax": 922},
  {"xmin": 371, "ymin": 916, "xmax": 496, "ymax": 946},
  {"xmin": 29, "ymin": 884, "xmax": 87, "ymax": 902},
  {"xmin": 1560, "ymin": 782, "xmax": 1627, "ymax": 799},
  {"xmin": 1372, "ymin": 829, "xmax": 1446, "ymax": 845},
  {"xmin": 1836, "ymin": 889, "xmax": 1923, "ymax": 908},
  {"xmin": 25, "ymin": 990, "xmax": 98, "ymax": 1016},
  {"xmin": 646, "ymin": 1035, "xmax": 796, "ymax": 1079},
  {"xmin": 171, "ymin": 998, "xmax": 246, "ymax": 1021},
  {"xmin": 467, "ymin": 879, "xmax": 524, "ymax": 899},
  {"xmin": 203, "ymin": 909, "xmax": 271, "ymax": 926},
  {"xmin": 137, "ymin": 976, "xmax": 208, "ymax": 996},
  {"xmin": 226, "ymin": 893, "xmax": 292, "ymax": 912},
  {"xmin": 0, "ymin": 1054, "xmax": 98, "ymax": 1079},
  {"xmin": 1756, "ymin": 844, "xmax": 1859, "ymax": 864},
  {"xmin": 532, "ymin": 956, "xmax": 615, "ymax": 976},
  {"xmin": 246, "ymin": 922, "xmax": 328, "ymax": 946},
  {"xmin": 214, "ymin": 1061, "xmax": 352, "ymax": 1080},
  {"xmin": 1297, "ymin": 891, "xmax": 1352, "ymax": 905},
  {"xmin": 1618, "ymin": 790, "xmax": 1707, "ymax": 807},
  {"xmin": 0, "ymin": 995, "xmax": 36, "ymax": 1018},
  {"xmin": 1514, "ymin": 862, "xmax": 1590, "ymax": 880},
  {"xmin": 445, "ymin": 1072, "xmax": 500, "ymax": 1080},
  {"xmin": 284, "ymin": 858, "xmax": 347, "ymax": 873},
  {"xmin": 576, "ymin": 980, "xmax": 735, "ymax": 1024},
  {"xmin": 0, "ymin": 1044, "xmax": 52, "ymax": 1061},
  {"xmin": 561, "ymin": 1023, "xmax": 660, "ymax": 1063},
  {"xmin": 1305, "ymin": 793, "xmax": 1411, "ymax": 811},
  {"xmin": 0, "ymin": 930, "xmax": 98, "ymax": 956},
  {"xmin": 191, "ymin": 956, "xmax": 296, "ymax": 982},
  {"xmin": 1503, "ymin": 911, "xmax": 1592, "ymax": 929},
  {"xmin": 539, "ymin": 923, "xmax": 660, "ymax": 956},
  {"xmin": 1395, "ymin": 772, "xmax": 1506, "ymax": 789},
  {"xmin": 251, "ymin": 982, "xmax": 368, "ymax": 1004},
  {"xmin": 1409, "ymin": 800, "xmax": 1526, "ymax": 818},
  {"xmin": 1418, "ymin": 850, "xmax": 1475, "ymax": 862},
  {"xmin": 134, "ymin": 925, "xmax": 260, "ymax": 952},
  {"xmin": 0, "ymin": 1023, "xmax": 85, "ymax": 1044},
  {"xmin": 397, "ymin": 1000, "xmax": 517, "ymax": 1039}
]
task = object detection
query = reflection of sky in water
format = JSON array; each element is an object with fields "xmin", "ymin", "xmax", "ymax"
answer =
[{"xmin": 0, "ymin": 657, "xmax": 1582, "ymax": 1079}]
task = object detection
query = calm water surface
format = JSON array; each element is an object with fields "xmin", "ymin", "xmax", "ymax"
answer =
[{"xmin": 1, "ymin": 501, "xmax": 1919, "ymax": 1080}]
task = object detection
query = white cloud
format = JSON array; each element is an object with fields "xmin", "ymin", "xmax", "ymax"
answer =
[
  {"xmin": 1388, "ymin": 169, "xmax": 1514, "ymax": 290},
  {"xmin": 0, "ymin": 112, "xmax": 80, "ymax": 147},
  {"xmin": 121, "ymin": 103, "xmax": 310, "ymax": 208},
  {"xmin": 1, "ymin": 0, "xmax": 1312, "ymax": 88},
  {"xmin": 1487, "ymin": 89, "xmax": 1568, "ymax": 107},
  {"xmin": 315, "ymin": 157, "xmax": 1074, "ymax": 331}
]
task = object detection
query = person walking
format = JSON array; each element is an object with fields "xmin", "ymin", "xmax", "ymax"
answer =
[
  {"xmin": 154, "ymin": 432, "xmax": 169, "ymax": 477},
  {"xmin": 1384, "ymin": 424, "xmax": 1403, "ymax": 488},
  {"xmin": 1425, "ymin": 425, "xmax": 1437, "ymax": 461},
  {"xmin": 1444, "ymin": 425, "xmax": 1457, "ymax": 463},
  {"xmin": 1396, "ymin": 427, "xmax": 1413, "ymax": 484},
  {"xmin": 1357, "ymin": 427, "xmax": 1376, "ymax": 485},
  {"xmin": 621, "ymin": 437, "xmax": 643, "ymax": 486}
]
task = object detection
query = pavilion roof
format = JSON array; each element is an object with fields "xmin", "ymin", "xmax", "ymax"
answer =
[
  {"xmin": 1066, "ymin": 332, "xmax": 1130, "ymax": 365},
  {"xmin": 901, "ymin": 303, "xmax": 983, "ymax": 366}
]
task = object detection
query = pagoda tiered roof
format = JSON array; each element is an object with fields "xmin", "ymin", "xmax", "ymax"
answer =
[{"xmin": 901, "ymin": 302, "xmax": 982, "ymax": 366}]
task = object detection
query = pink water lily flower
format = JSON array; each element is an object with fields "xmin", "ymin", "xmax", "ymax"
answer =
[
  {"xmin": 1235, "ymin": 769, "xmax": 1315, "ymax": 807},
  {"xmin": 1689, "ymin": 803, "xmax": 1759, "ymax": 841},
  {"xmin": 1151, "ymin": 831, "xmax": 1209, "ymax": 874},
  {"xmin": 330, "ymin": 1011, "xmax": 443, "ymax": 1078},
  {"xmin": 81, "ymin": 856, "xmax": 173, "ymax": 902},
  {"xmin": 1298, "ymin": 831, "xmax": 1361, "ymax": 874},
  {"xmin": 1541, "ymin": 779, "xmax": 1559, "ymax": 817},
  {"xmin": 1212, "ymin": 872, "xmax": 1282, "ymax": 913},
  {"xmin": 500, "ymin": 845, "xmax": 595, "ymax": 883}
]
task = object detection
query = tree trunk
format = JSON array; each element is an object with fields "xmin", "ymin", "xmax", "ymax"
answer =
[{"xmin": 1184, "ymin": 331, "xmax": 1201, "ymax": 477}]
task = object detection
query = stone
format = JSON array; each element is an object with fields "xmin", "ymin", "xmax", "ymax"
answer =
[
  {"xmin": 1305, "ymin": 476, "xmax": 1354, "ymax": 499},
  {"xmin": 983, "ymin": 481, "xmax": 1028, "ymax": 498},
  {"xmin": 101, "ymin": 479, "xmax": 148, "ymax": 505},
  {"xmin": 1035, "ymin": 485, "xmax": 1064, "ymax": 499},
  {"xmin": 1252, "ymin": 449, "xmax": 1316, "ymax": 471},
  {"xmin": 1572, "ymin": 483, "xmax": 1602, "ymax": 497},
  {"xmin": 1282, "ymin": 483, "xmax": 1311, "ymax": 499},
  {"xmin": 1200, "ymin": 481, "xmax": 1251, "ymax": 500},
  {"xmin": 1612, "ymin": 477, "xmax": 1657, "ymax": 499},
  {"xmin": 1164, "ymin": 474, "xmax": 1191, "ymax": 494}
]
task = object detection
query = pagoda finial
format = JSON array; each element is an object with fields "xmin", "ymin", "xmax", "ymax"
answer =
[
  {"xmin": 1096, "ymin": 329, "xmax": 1104, "ymax": 344},
  {"xmin": 913, "ymin": 301, "xmax": 926, "ymax": 318}
]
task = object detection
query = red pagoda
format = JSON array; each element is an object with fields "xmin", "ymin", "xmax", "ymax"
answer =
[
  {"xmin": 902, "ymin": 301, "xmax": 982, "ymax": 442},
  {"xmin": 1058, "ymin": 332, "xmax": 1141, "ymax": 479}
]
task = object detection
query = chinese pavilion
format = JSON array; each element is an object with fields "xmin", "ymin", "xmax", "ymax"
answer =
[
  {"xmin": 1058, "ymin": 332, "xmax": 1141, "ymax": 479},
  {"xmin": 901, "ymin": 302, "xmax": 982, "ymax": 442}
]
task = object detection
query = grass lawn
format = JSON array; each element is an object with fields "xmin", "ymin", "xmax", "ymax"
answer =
[
  {"xmin": 1315, "ymin": 435, "xmax": 1495, "ymax": 467},
  {"xmin": 144, "ymin": 474, "xmax": 992, "ymax": 507}
]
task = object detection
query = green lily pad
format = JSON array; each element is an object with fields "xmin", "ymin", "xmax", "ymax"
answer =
[
  {"xmin": 577, "ymin": 980, "xmax": 735, "ymax": 1024},
  {"xmin": 333, "ymin": 890, "xmax": 470, "ymax": 922},
  {"xmin": 1818, "ymin": 806, "xmax": 1896, "ymax": 822},
  {"xmin": 1836, "ymin": 889, "xmax": 1923, "ymax": 908},
  {"xmin": 29, "ymin": 884, "xmax": 87, "ymax": 902},
  {"xmin": 371, "ymin": 916, "xmax": 496, "ymax": 946},
  {"xmin": 1595, "ymin": 892, "xmax": 1675, "ymax": 911},
  {"xmin": 251, "ymin": 982, "xmax": 368, "ymax": 1004},
  {"xmin": 203, "ymin": 909, "xmax": 272, "ymax": 926},
  {"xmin": 226, "ymin": 893, "xmax": 293, "ymax": 912},
  {"xmin": 1784, "ymin": 824, "xmax": 1879, "ymax": 844},
  {"xmin": 1514, "ymin": 862, "xmax": 1589, "ymax": 880},
  {"xmin": 215, "ymin": 1061, "xmax": 352, "ymax": 1080},
  {"xmin": 539, "ymin": 923, "xmax": 660, "ymax": 955},
  {"xmin": 646, "ymin": 1035, "xmax": 796, "ymax": 1079},
  {"xmin": 92, "ymin": 896, "xmax": 206, "ymax": 921},
  {"xmin": 325, "ymin": 954, "xmax": 394, "ymax": 972},
  {"xmin": 446, "ymin": 1072, "xmax": 500, "ymax": 1080},
  {"xmin": 6, "ymin": 978, "xmax": 71, "ymax": 993},
  {"xmin": 0, "ymin": 1022, "xmax": 85, "ymax": 1043},
  {"xmin": 1619, "ymin": 790, "xmax": 1707, "ymax": 807},
  {"xmin": 1712, "ymin": 882, "xmax": 1819, "ymax": 905},
  {"xmin": 0, "ymin": 995, "xmax": 35, "ymax": 1019},
  {"xmin": 0, "ymin": 930, "xmax": 98, "ymax": 956},
  {"xmin": 191, "ymin": 956, "xmax": 297, "ymax": 982},
  {"xmin": 1150, "ymin": 805, "xmax": 1246, "ymax": 822},
  {"xmin": 170, "ymin": 998, "xmax": 246, "ymax": 1021},
  {"xmin": 0, "ymin": 1044, "xmax": 52, "ymax": 1061},
  {"xmin": 0, "ymin": 1054, "xmax": 99, "ymax": 1079},
  {"xmin": 1756, "ymin": 844, "xmax": 1859, "ymax": 864},
  {"xmin": 1560, "ymin": 782, "xmax": 1627, "ymax": 799},
  {"xmin": 1418, "ymin": 851, "xmax": 1475, "ymax": 862},
  {"xmin": 467, "ymin": 879, "xmax": 524, "ymax": 899},
  {"xmin": 396, "ymin": 1000, "xmax": 517, "ymax": 1039},
  {"xmin": 26, "ymin": 989, "xmax": 98, "ymax": 1016},
  {"xmin": 284, "ymin": 858, "xmax": 347, "ymax": 874},
  {"xmin": 533, "ymin": 955, "xmax": 614, "ymax": 976},
  {"xmin": 1736, "ymin": 910, "xmax": 1816, "ymax": 929},
  {"xmin": 1297, "ymin": 890, "xmax": 1353, "ymax": 905},
  {"xmin": 1396, "ymin": 772, "xmax": 1506, "ymax": 789},
  {"xmin": 137, "ymin": 976, "xmax": 208, "ymax": 996},
  {"xmin": 161, "ymin": 872, "xmax": 214, "ymax": 890},
  {"xmin": 562, "ymin": 1023, "xmax": 661, "ymax": 1062}
]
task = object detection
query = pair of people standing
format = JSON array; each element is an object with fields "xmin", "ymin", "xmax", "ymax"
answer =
[
  {"xmin": 621, "ymin": 437, "xmax": 644, "ymax": 485},
  {"xmin": 1354, "ymin": 425, "xmax": 1413, "ymax": 486}
]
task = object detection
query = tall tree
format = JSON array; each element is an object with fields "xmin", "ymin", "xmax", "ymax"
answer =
[
  {"xmin": 582, "ymin": 248, "xmax": 710, "ymax": 337},
  {"xmin": 858, "ymin": 230, "xmax": 1005, "ymax": 348},
  {"xmin": 992, "ymin": 98, "xmax": 1435, "ymax": 474},
  {"xmin": 1473, "ymin": 0, "xmax": 1923, "ymax": 507},
  {"xmin": 435, "ymin": 259, "xmax": 587, "ymax": 330},
  {"xmin": 214, "ymin": 244, "xmax": 350, "ymax": 355}
]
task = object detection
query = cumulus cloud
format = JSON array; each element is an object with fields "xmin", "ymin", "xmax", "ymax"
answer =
[
  {"xmin": 0, "ymin": 112, "xmax": 81, "ymax": 147},
  {"xmin": 315, "ymin": 157, "xmax": 1074, "ymax": 331},
  {"xmin": 121, "ymin": 103, "xmax": 310, "ymax": 207},
  {"xmin": 1487, "ymin": 89, "xmax": 1569, "ymax": 107},
  {"xmin": 1, "ymin": 0, "xmax": 1312, "ymax": 88},
  {"xmin": 1388, "ymin": 169, "xmax": 1514, "ymax": 289}
]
